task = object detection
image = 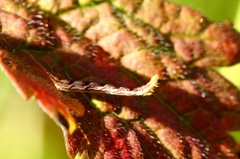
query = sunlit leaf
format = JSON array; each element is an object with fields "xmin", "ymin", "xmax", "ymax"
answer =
[{"xmin": 1, "ymin": 0, "xmax": 240, "ymax": 158}]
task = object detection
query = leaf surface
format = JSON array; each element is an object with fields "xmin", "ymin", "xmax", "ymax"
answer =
[{"xmin": 1, "ymin": 0, "xmax": 240, "ymax": 158}]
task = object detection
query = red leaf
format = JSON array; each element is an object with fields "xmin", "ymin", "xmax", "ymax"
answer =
[{"xmin": 1, "ymin": 0, "xmax": 240, "ymax": 158}]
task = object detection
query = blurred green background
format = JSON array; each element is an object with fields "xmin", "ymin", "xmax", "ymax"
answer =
[{"xmin": 0, "ymin": 0, "xmax": 240, "ymax": 159}]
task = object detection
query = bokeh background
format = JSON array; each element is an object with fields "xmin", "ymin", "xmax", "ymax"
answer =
[{"xmin": 0, "ymin": 0, "xmax": 240, "ymax": 158}]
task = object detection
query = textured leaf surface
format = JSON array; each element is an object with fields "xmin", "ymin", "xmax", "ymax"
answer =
[{"xmin": 1, "ymin": 0, "xmax": 240, "ymax": 158}]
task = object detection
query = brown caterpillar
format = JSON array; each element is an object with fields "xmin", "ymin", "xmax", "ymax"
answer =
[{"xmin": 48, "ymin": 73, "xmax": 159, "ymax": 96}]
